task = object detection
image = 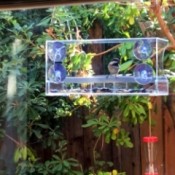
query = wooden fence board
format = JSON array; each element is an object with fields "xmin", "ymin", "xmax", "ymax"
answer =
[
  {"xmin": 63, "ymin": 97, "xmax": 175, "ymax": 175},
  {"xmin": 131, "ymin": 125, "xmax": 142, "ymax": 175},
  {"xmin": 120, "ymin": 125, "xmax": 141, "ymax": 175},
  {"xmin": 164, "ymin": 105, "xmax": 175, "ymax": 175}
]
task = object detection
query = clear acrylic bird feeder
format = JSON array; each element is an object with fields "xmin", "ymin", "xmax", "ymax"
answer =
[
  {"xmin": 45, "ymin": 37, "xmax": 169, "ymax": 96},
  {"xmin": 142, "ymin": 136, "xmax": 159, "ymax": 175}
]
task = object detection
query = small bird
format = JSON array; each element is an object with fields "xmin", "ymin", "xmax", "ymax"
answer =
[{"xmin": 107, "ymin": 58, "xmax": 120, "ymax": 77}]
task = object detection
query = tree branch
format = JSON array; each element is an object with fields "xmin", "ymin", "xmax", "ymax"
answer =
[
  {"xmin": 150, "ymin": 0, "xmax": 175, "ymax": 50},
  {"xmin": 4, "ymin": 132, "xmax": 24, "ymax": 147}
]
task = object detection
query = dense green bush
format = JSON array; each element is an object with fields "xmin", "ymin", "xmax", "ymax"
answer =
[{"xmin": 1, "ymin": 3, "xmax": 174, "ymax": 175}]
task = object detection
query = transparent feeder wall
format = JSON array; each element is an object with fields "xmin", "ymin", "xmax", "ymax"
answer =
[{"xmin": 45, "ymin": 38, "xmax": 168, "ymax": 96}]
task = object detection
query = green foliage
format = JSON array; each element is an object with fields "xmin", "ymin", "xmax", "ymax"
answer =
[
  {"xmin": 164, "ymin": 51, "xmax": 175, "ymax": 72},
  {"xmin": 118, "ymin": 42, "xmax": 154, "ymax": 74},
  {"xmin": 65, "ymin": 44, "xmax": 95, "ymax": 74},
  {"xmin": 90, "ymin": 3, "xmax": 142, "ymax": 38},
  {"xmin": 14, "ymin": 146, "xmax": 36, "ymax": 163},
  {"xmin": 87, "ymin": 151, "xmax": 125, "ymax": 175},
  {"xmin": 16, "ymin": 141, "xmax": 83, "ymax": 175},
  {"xmin": 119, "ymin": 96, "xmax": 148, "ymax": 125},
  {"xmin": 0, "ymin": 8, "xmax": 83, "ymax": 175},
  {"xmin": 118, "ymin": 42, "xmax": 134, "ymax": 60},
  {"xmin": 55, "ymin": 98, "xmax": 73, "ymax": 118},
  {"xmin": 73, "ymin": 96, "xmax": 92, "ymax": 107},
  {"xmin": 83, "ymin": 114, "xmax": 127, "ymax": 146},
  {"xmin": 34, "ymin": 140, "xmax": 83, "ymax": 175},
  {"xmin": 0, "ymin": 3, "xmax": 150, "ymax": 175},
  {"xmin": 119, "ymin": 60, "xmax": 134, "ymax": 73},
  {"xmin": 164, "ymin": 51, "xmax": 175, "ymax": 92},
  {"xmin": 82, "ymin": 96, "xmax": 147, "ymax": 148},
  {"xmin": 89, "ymin": 171, "xmax": 126, "ymax": 175}
]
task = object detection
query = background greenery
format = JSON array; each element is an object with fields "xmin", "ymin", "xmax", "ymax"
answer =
[{"xmin": 0, "ymin": 2, "xmax": 174, "ymax": 175}]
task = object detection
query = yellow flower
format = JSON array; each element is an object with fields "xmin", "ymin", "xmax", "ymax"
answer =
[
  {"xmin": 112, "ymin": 128, "xmax": 119, "ymax": 135},
  {"xmin": 148, "ymin": 102, "xmax": 152, "ymax": 109},
  {"xmin": 112, "ymin": 169, "xmax": 118, "ymax": 175}
]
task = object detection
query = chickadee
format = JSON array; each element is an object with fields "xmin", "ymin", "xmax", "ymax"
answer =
[{"xmin": 107, "ymin": 58, "xmax": 120, "ymax": 77}]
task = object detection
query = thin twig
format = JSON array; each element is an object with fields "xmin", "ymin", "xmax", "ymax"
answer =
[
  {"xmin": 94, "ymin": 44, "xmax": 121, "ymax": 57},
  {"xmin": 93, "ymin": 135, "xmax": 102, "ymax": 165},
  {"xmin": 4, "ymin": 132, "xmax": 23, "ymax": 147}
]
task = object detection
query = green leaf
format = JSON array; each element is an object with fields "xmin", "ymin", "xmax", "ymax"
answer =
[
  {"xmin": 111, "ymin": 133, "xmax": 117, "ymax": 140},
  {"xmin": 63, "ymin": 160, "xmax": 70, "ymax": 168},
  {"xmin": 33, "ymin": 130, "xmax": 42, "ymax": 139},
  {"xmin": 123, "ymin": 107, "xmax": 129, "ymax": 117},
  {"xmin": 119, "ymin": 60, "xmax": 133, "ymax": 72},
  {"xmin": 37, "ymin": 17, "xmax": 51, "ymax": 26},
  {"xmin": 21, "ymin": 146, "xmax": 27, "ymax": 160},
  {"xmin": 105, "ymin": 133, "xmax": 111, "ymax": 143},
  {"xmin": 36, "ymin": 123, "xmax": 50, "ymax": 129},
  {"xmin": 82, "ymin": 119, "xmax": 98, "ymax": 127},
  {"xmin": 129, "ymin": 17, "xmax": 135, "ymax": 25},
  {"xmin": 136, "ymin": 105, "xmax": 146, "ymax": 115},
  {"xmin": 14, "ymin": 148, "xmax": 21, "ymax": 163}
]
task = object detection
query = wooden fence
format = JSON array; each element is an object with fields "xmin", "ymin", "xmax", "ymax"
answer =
[
  {"xmin": 0, "ymin": 10, "xmax": 174, "ymax": 175},
  {"xmin": 63, "ymin": 95, "xmax": 175, "ymax": 175},
  {"xmin": 62, "ymin": 20, "xmax": 175, "ymax": 175}
]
